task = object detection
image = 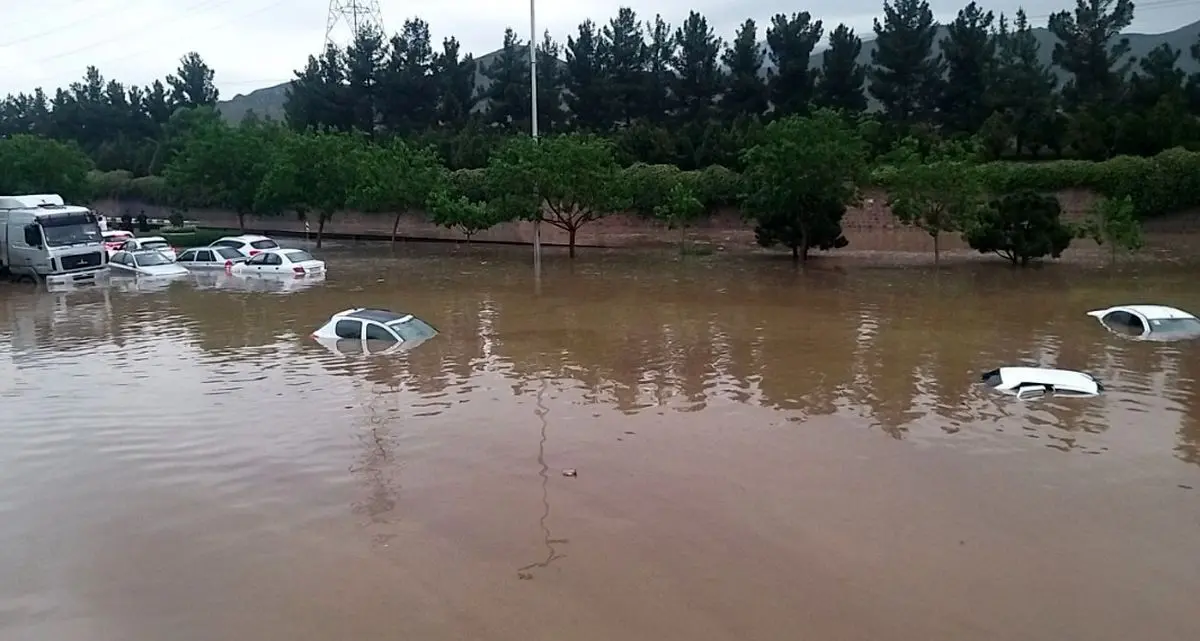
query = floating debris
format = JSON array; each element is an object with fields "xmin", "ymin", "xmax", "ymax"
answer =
[{"xmin": 562, "ymin": 469, "xmax": 577, "ymax": 477}]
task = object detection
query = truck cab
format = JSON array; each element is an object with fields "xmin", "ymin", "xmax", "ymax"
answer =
[{"xmin": 0, "ymin": 194, "xmax": 109, "ymax": 286}]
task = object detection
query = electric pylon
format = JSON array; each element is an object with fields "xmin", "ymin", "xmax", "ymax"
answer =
[{"xmin": 324, "ymin": 0, "xmax": 385, "ymax": 47}]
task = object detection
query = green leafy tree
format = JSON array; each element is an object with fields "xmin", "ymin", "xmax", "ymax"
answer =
[
  {"xmin": 1082, "ymin": 195, "xmax": 1143, "ymax": 264},
  {"xmin": 721, "ymin": 19, "xmax": 768, "ymax": 120},
  {"xmin": 163, "ymin": 119, "xmax": 282, "ymax": 231},
  {"xmin": 349, "ymin": 139, "xmax": 446, "ymax": 244},
  {"xmin": 815, "ymin": 24, "xmax": 867, "ymax": 113},
  {"xmin": 0, "ymin": 134, "xmax": 94, "ymax": 200},
  {"xmin": 884, "ymin": 138, "xmax": 986, "ymax": 263},
  {"xmin": 485, "ymin": 134, "xmax": 627, "ymax": 257},
  {"xmin": 1048, "ymin": 0, "xmax": 1135, "ymax": 109},
  {"xmin": 869, "ymin": 0, "xmax": 943, "ymax": 125},
  {"xmin": 653, "ymin": 178, "xmax": 705, "ymax": 253},
  {"xmin": 603, "ymin": 7, "xmax": 647, "ymax": 126},
  {"xmin": 740, "ymin": 110, "xmax": 868, "ymax": 262},
  {"xmin": 766, "ymin": 12, "xmax": 824, "ymax": 116},
  {"xmin": 671, "ymin": 11, "xmax": 725, "ymax": 122},
  {"xmin": 426, "ymin": 188, "xmax": 506, "ymax": 241},
  {"xmin": 481, "ymin": 28, "xmax": 532, "ymax": 130},
  {"xmin": 938, "ymin": 2, "xmax": 995, "ymax": 134},
  {"xmin": 255, "ymin": 130, "xmax": 366, "ymax": 247},
  {"xmin": 964, "ymin": 190, "xmax": 1073, "ymax": 266},
  {"xmin": 565, "ymin": 20, "xmax": 610, "ymax": 130},
  {"xmin": 643, "ymin": 15, "xmax": 677, "ymax": 124}
]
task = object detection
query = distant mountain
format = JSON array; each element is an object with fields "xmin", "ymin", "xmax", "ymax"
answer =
[{"xmin": 216, "ymin": 20, "xmax": 1200, "ymax": 124}]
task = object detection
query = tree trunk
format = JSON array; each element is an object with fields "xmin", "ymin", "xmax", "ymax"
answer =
[
  {"xmin": 316, "ymin": 217, "xmax": 326, "ymax": 248},
  {"xmin": 679, "ymin": 225, "xmax": 687, "ymax": 255},
  {"xmin": 791, "ymin": 245, "xmax": 799, "ymax": 262},
  {"xmin": 391, "ymin": 212, "xmax": 402, "ymax": 245},
  {"xmin": 568, "ymin": 227, "xmax": 577, "ymax": 258},
  {"xmin": 237, "ymin": 212, "xmax": 246, "ymax": 232},
  {"xmin": 932, "ymin": 232, "xmax": 940, "ymax": 265}
]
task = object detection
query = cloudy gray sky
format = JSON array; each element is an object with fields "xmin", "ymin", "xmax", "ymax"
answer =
[{"xmin": 0, "ymin": 0, "xmax": 1194, "ymax": 98}]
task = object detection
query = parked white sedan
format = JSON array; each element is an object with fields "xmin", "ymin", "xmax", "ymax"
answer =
[
  {"xmin": 230, "ymin": 248, "xmax": 325, "ymax": 276},
  {"xmin": 108, "ymin": 250, "xmax": 189, "ymax": 277},
  {"xmin": 115, "ymin": 235, "xmax": 177, "ymax": 261}
]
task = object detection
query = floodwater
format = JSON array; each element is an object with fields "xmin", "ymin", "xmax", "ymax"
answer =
[{"xmin": 2, "ymin": 243, "xmax": 1199, "ymax": 641}]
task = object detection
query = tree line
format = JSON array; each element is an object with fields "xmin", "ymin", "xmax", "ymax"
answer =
[{"xmin": 3, "ymin": 1, "xmax": 1200, "ymax": 172}]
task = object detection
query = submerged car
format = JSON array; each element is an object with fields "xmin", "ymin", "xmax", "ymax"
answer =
[
  {"xmin": 312, "ymin": 308, "xmax": 438, "ymax": 352},
  {"xmin": 980, "ymin": 367, "xmax": 1103, "ymax": 400},
  {"xmin": 1086, "ymin": 305, "xmax": 1200, "ymax": 341},
  {"xmin": 108, "ymin": 249, "xmax": 189, "ymax": 277},
  {"xmin": 101, "ymin": 230, "xmax": 134, "ymax": 254},
  {"xmin": 175, "ymin": 245, "xmax": 249, "ymax": 269},
  {"xmin": 115, "ymin": 235, "xmax": 177, "ymax": 261},
  {"xmin": 230, "ymin": 248, "xmax": 325, "ymax": 276},
  {"xmin": 208, "ymin": 234, "xmax": 280, "ymax": 257}
]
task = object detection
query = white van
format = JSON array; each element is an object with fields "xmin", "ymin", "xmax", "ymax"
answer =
[{"xmin": 0, "ymin": 194, "xmax": 109, "ymax": 285}]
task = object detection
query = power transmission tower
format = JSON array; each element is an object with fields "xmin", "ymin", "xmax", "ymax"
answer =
[{"xmin": 324, "ymin": 0, "xmax": 385, "ymax": 47}]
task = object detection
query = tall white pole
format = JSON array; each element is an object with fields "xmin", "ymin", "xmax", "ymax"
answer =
[{"xmin": 529, "ymin": 0, "xmax": 541, "ymax": 270}]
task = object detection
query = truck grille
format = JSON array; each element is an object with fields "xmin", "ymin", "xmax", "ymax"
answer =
[{"xmin": 61, "ymin": 252, "xmax": 103, "ymax": 271}]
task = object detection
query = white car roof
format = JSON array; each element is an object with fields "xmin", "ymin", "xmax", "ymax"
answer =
[
  {"xmin": 1090, "ymin": 305, "xmax": 1196, "ymax": 320},
  {"xmin": 138, "ymin": 236, "xmax": 169, "ymax": 243},
  {"xmin": 102, "ymin": 230, "xmax": 132, "ymax": 237},
  {"xmin": 982, "ymin": 367, "xmax": 1102, "ymax": 395},
  {"xmin": 220, "ymin": 234, "xmax": 273, "ymax": 242}
]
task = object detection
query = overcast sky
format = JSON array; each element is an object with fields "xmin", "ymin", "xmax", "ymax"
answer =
[{"xmin": 1, "ymin": 0, "xmax": 1193, "ymax": 98}]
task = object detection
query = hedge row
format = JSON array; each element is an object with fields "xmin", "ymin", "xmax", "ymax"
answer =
[{"xmin": 85, "ymin": 147, "xmax": 1200, "ymax": 220}]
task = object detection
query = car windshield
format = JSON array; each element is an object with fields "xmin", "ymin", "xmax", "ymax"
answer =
[
  {"xmin": 40, "ymin": 214, "xmax": 102, "ymax": 247},
  {"xmin": 1149, "ymin": 318, "xmax": 1200, "ymax": 333},
  {"xmin": 284, "ymin": 250, "xmax": 314, "ymax": 262},
  {"xmin": 134, "ymin": 252, "xmax": 171, "ymax": 266},
  {"xmin": 388, "ymin": 317, "xmax": 437, "ymax": 342},
  {"xmin": 251, "ymin": 239, "xmax": 279, "ymax": 249}
]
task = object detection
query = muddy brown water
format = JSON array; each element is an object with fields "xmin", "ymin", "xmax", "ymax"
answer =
[{"xmin": 2, "ymin": 242, "xmax": 1199, "ymax": 641}]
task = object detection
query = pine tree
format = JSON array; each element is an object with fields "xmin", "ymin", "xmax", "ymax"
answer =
[
  {"xmin": 565, "ymin": 20, "xmax": 610, "ymax": 130},
  {"xmin": 481, "ymin": 28, "xmax": 532, "ymax": 130},
  {"xmin": 814, "ymin": 24, "xmax": 866, "ymax": 113},
  {"xmin": 603, "ymin": 7, "xmax": 647, "ymax": 125},
  {"xmin": 720, "ymin": 19, "xmax": 768, "ymax": 120},
  {"xmin": 765, "ymin": 12, "xmax": 824, "ymax": 116},
  {"xmin": 671, "ymin": 11, "xmax": 725, "ymax": 121},
  {"xmin": 939, "ymin": 2, "xmax": 995, "ymax": 134},
  {"xmin": 1048, "ymin": 0, "xmax": 1135, "ymax": 109},
  {"xmin": 643, "ymin": 15, "xmax": 677, "ymax": 123},
  {"xmin": 868, "ymin": 0, "xmax": 943, "ymax": 125}
]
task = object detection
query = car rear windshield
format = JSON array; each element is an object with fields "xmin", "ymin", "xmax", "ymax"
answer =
[
  {"xmin": 284, "ymin": 250, "xmax": 314, "ymax": 262},
  {"xmin": 251, "ymin": 239, "xmax": 279, "ymax": 249},
  {"xmin": 388, "ymin": 318, "xmax": 437, "ymax": 342},
  {"xmin": 215, "ymin": 247, "xmax": 243, "ymax": 259},
  {"xmin": 143, "ymin": 241, "xmax": 170, "ymax": 249}
]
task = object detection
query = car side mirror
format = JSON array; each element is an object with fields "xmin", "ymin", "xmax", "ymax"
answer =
[{"xmin": 23, "ymin": 224, "xmax": 42, "ymax": 247}]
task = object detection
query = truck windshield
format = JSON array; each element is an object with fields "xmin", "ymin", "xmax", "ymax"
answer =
[{"xmin": 39, "ymin": 214, "xmax": 102, "ymax": 247}]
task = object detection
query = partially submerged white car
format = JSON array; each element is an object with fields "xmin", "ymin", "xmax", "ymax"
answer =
[
  {"xmin": 981, "ymin": 367, "xmax": 1103, "ymax": 400},
  {"xmin": 1086, "ymin": 304, "xmax": 1200, "ymax": 341},
  {"xmin": 108, "ymin": 249, "xmax": 189, "ymax": 278},
  {"xmin": 312, "ymin": 308, "xmax": 438, "ymax": 353}
]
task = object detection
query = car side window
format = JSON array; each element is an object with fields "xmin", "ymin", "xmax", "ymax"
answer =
[
  {"xmin": 112, "ymin": 252, "xmax": 127, "ymax": 265},
  {"xmin": 246, "ymin": 253, "xmax": 267, "ymax": 265},
  {"xmin": 196, "ymin": 250, "xmax": 213, "ymax": 262},
  {"xmin": 265, "ymin": 254, "xmax": 283, "ymax": 266},
  {"xmin": 334, "ymin": 320, "xmax": 362, "ymax": 340},
  {"xmin": 1103, "ymin": 311, "xmax": 1145, "ymax": 335},
  {"xmin": 177, "ymin": 250, "xmax": 194, "ymax": 262},
  {"xmin": 121, "ymin": 240, "xmax": 137, "ymax": 251},
  {"xmin": 364, "ymin": 323, "xmax": 397, "ymax": 342}
]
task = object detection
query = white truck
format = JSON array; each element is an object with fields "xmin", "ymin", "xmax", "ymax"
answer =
[{"xmin": 0, "ymin": 194, "xmax": 109, "ymax": 286}]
